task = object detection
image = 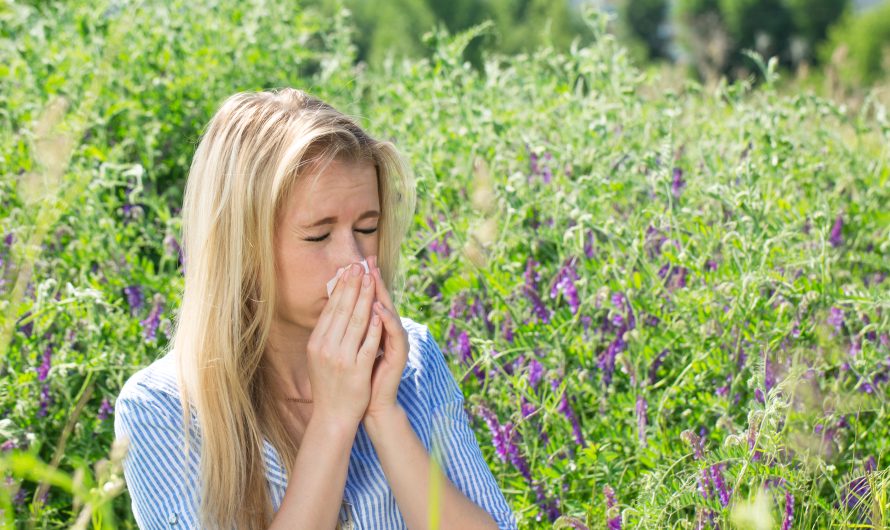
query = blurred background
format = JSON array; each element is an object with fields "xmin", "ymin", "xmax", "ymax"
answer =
[{"xmin": 304, "ymin": 0, "xmax": 890, "ymax": 96}]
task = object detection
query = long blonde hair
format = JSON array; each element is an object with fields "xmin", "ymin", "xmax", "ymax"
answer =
[{"xmin": 171, "ymin": 88, "xmax": 416, "ymax": 529}]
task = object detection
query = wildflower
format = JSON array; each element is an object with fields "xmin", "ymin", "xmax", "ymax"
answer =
[
  {"xmin": 476, "ymin": 405, "xmax": 509, "ymax": 463},
  {"xmin": 37, "ymin": 344, "xmax": 52, "ymax": 382},
  {"xmin": 597, "ymin": 333, "xmax": 626, "ymax": 386},
  {"xmin": 829, "ymin": 214, "xmax": 843, "ymax": 247},
  {"xmin": 648, "ymin": 349, "xmax": 668, "ymax": 384},
  {"xmin": 827, "ymin": 307, "xmax": 845, "ymax": 336},
  {"xmin": 671, "ymin": 167, "xmax": 686, "ymax": 199},
  {"xmin": 501, "ymin": 314, "xmax": 514, "ymax": 343},
  {"xmin": 123, "ymin": 285, "xmax": 144, "ymax": 315},
  {"xmin": 550, "ymin": 258, "xmax": 581, "ymax": 315},
  {"xmin": 681, "ymin": 430, "xmax": 706, "ymax": 459},
  {"xmin": 584, "ymin": 229, "xmax": 595, "ymax": 259},
  {"xmin": 527, "ymin": 358, "xmax": 544, "ymax": 389},
  {"xmin": 525, "ymin": 257, "xmax": 541, "ymax": 291},
  {"xmin": 636, "ymin": 395, "xmax": 648, "ymax": 444},
  {"xmin": 840, "ymin": 476, "xmax": 869, "ymax": 511},
  {"xmin": 17, "ymin": 311, "xmax": 33, "ymax": 338},
  {"xmin": 164, "ymin": 233, "xmax": 185, "ymax": 266},
  {"xmin": 697, "ymin": 469, "xmax": 711, "ymax": 500},
  {"xmin": 552, "ymin": 376, "xmax": 585, "ymax": 447},
  {"xmin": 708, "ymin": 463, "xmax": 731, "ymax": 507},
  {"xmin": 141, "ymin": 294, "xmax": 164, "ymax": 342},
  {"xmin": 522, "ymin": 285, "xmax": 552, "ymax": 324},
  {"xmin": 781, "ymin": 491, "xmax": 794, "ymax": 530},
  {"xmin": 98, "ymin": 398, "xmax": 114, "ymax": 420},
  {"xmin": 37, "ymin": 383, "xmax": 52, "ymax": 417},
  {"xmin": 603, "ymin": 485, "xmax": 621, "ymax": 530}
]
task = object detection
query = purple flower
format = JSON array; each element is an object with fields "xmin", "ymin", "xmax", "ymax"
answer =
[
  {"xmin": 597, "ymin": 333, "xmax": 626, "ymax": 387},
  {"xmin": 528, "ymin": 358, "xmax": 544, "ymax": 389},
  {"xmin": 98, "ymin": 398, "xmax": 114, "ymax": 420},
  {"xmin": 501, "ymin": 314, "xmax": 514, "ymax": 343},
  {"xmin": 829, "ymin": 214, "xmax": 844, "ymax": 247},
  {"xmin": 551, "ymin": 376, "xmax": 585, "ymax": 448},
  {"xmin": 681, "ymin": 430, "xmax": 706, "ymax": 460},
  {"xmin": 141, "ymin": 295, "xmax": 164, "ymax": 342},
  {"xmin": 584, "ymin": 230, "xmax": 595, "ymax": 259},
  {"xmin": 520, "ymin": 397, "xmax": 536, "ymax": 418},
  {"xmin": 648, "ymin": 349, "xmax": 668, "ymax": 384},
  {"xmin": 37, "ymin": 344, "xmax": 52, "ymax": 382},
  {"xmin": 698, "ymin": 468, "xmax": 711, "ymax": 500},
  {"xmin": 37, "ymin": 383, "xmax": 52, "ymax": 417},
  {"xmin": 550, "ymin": 259, "xmax": 581, "ymax": 315},
  {"xmin": 782, "ymin": 491, "xmax": 794, "ymax": 530},
  {"xmin": 603, "ymin": 485, "xmax": 621, "ymax": 530},
  {"xmin": 164, "ymin": 234, "xmax": 185, "ymax": 266},
  {"xmin": 840, "ymin": 476, "xmax": 869, "ymax": 510},
  {"xmin": 17, "ymin": 311, "xmax": 33, "ymax": 338},
  {"xmin": 1, "ymin": 439, "xmax": 16, "ymax": 452},
  {"xmin": 477, "ymin": 405, "xmax": 510, "ymax": 463},
  {"xmin": 828, "ymin": 306, "xmax": 845, "ymax": 336},
  {"xmin": 636, "ymin": 395, "xmax": 648, "ymax": 444},
  {"xmin": 671, "ymin": 167, "xmax": 686, "ymax": 199},
  {"xmin": 522, "ymin": 285, "xmax": 552, "ymax": 324},
  {"xmin": 456, "ymin": 331, "xmax": 472, "ymax": 364},
  {"xmin": 708, "ymin": 463, "xmax": 731, "ymax": 507},
  {"xmin": 525, "ymin": 257, "xmax": 541, "ymax": 292},
  {"xmin": 123, "ymin": 285, "xmax": 144, "ymax": 315}
]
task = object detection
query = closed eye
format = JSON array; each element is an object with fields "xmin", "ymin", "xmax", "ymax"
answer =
[{"xmin": 305, "ymin": 227, "xmax": 378, "ymax": 242}]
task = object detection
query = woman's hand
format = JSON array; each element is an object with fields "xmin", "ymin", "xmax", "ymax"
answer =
[
  {"xmin": 363, "ymin": 255, "xmax": 410, "ymax": 423},
  {"xmin": 306, "ymin": 262, "xmax": 383, "ymax": 432}
]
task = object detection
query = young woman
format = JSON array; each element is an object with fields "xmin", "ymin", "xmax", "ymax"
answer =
[{"xmin": 113, "ymin": 88, "xmax": 517, "ymax": 530}]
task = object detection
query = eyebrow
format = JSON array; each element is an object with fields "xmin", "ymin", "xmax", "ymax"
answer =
[{"xmin": 302, "ymin": 210, "xmax": 380, "ymax": 228}]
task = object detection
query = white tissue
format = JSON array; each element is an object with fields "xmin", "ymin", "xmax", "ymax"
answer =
[
  {"xmin": 325, "ymin": 258, "xmax": 384, "ymax": 358},
  {"xmin": 326, "ymin": 258, "xmax": 370, "ymax": 297}
]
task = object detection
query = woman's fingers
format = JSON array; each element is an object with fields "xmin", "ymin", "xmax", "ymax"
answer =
[
  {"xmin": 368, "ymin": 256, "xmax": 396, "ymax": 316},
  {"xmin": 340, "ymin": 269, "xmax": 376, "ymax": 361},
  {"xmin": 323, "ymin": 263, "xmax": 365, "ymax": 348},
  {"xmin": 314, "ymin": 266, "xmax": 346, "ymax": 338},
  {"xmin": 358, "ymin": 309, "xmax": 383, "ymax": 368}
]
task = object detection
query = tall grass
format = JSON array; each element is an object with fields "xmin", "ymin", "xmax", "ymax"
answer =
[{"xmin": 1, "ymin": 1, "xmax": 888, "ymax": 528}]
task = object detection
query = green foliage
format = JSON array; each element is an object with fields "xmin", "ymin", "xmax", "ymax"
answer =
[
  {"xmin": 618, "ymin": 0, "xmax": 670, "ymax": 61},
  {"xmin": 674, "ymin": 0, "xmax": 849, "ymax": 79},
  {"xmin": 2, "ymin": 0, "xmax": 890, "ymax": 528},
  {"xmin": 309, "ymin": 0, "xmax": 595, "ymax": 70},
  {"xmin": 819, "ymin": 0, "xmax": 890, "ymax": 85}
]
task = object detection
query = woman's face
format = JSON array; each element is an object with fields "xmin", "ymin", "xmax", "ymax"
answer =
[{"xmin": 274, "ymin": 157, "xmax": 380, "ymax": 331}]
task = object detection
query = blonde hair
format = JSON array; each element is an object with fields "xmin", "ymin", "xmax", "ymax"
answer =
[{"xmin": 171, "ymin": 88, "xmax": 416, "ymax": 529}]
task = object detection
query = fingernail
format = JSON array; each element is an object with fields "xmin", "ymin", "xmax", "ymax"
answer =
[
  {"xmin": 351, "ymin": 264, "xmax": 362, "ymax": 276},
  {"xmin": 372, "ymin": 314, "xmax": 381, "ymax": 325}
]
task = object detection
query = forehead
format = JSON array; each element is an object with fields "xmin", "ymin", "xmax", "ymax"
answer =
[{"xmin": 286, "ymin": 158, "xmax": 379, "ymax": 220}]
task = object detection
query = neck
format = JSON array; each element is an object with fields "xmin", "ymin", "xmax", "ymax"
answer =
[{"xmin": 263, "ymin": 319, "xmax": 313, "ymax": 400}]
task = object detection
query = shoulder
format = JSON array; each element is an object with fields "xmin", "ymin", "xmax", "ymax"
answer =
[
  {"xmin": 400, "ymin": 315, "xmax": 444, "ymax": 374},
  {"xmin": 113, "ymin": 351, "xmax": 190, "ymax": 439},
  {"xmin": 399, "ymin": 316, "xmax": 463, "ymax": 402}
]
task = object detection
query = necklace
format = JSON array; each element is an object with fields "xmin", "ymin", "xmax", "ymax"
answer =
[{"xmin": 283, "ymin": 397, "xmax": 313, "ymax": 403}]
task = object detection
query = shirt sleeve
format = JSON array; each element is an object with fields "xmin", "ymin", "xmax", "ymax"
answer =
[
  {"xmin": 113, "ymin": 379, "xmax": 201, "ymax": 530},
  {"xmin": 421, "ymin": 327, "xmax": 519, "ymax": 530}
]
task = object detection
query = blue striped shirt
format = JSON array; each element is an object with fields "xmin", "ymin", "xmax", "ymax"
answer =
[{"xmin": 114, "ymin": 316, "xmax": 518, "ymax": 529}]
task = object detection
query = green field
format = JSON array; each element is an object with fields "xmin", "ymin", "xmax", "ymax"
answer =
[{"xmin": 1, "ymin": 1, "xmax": 888, "ymax": 528}]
